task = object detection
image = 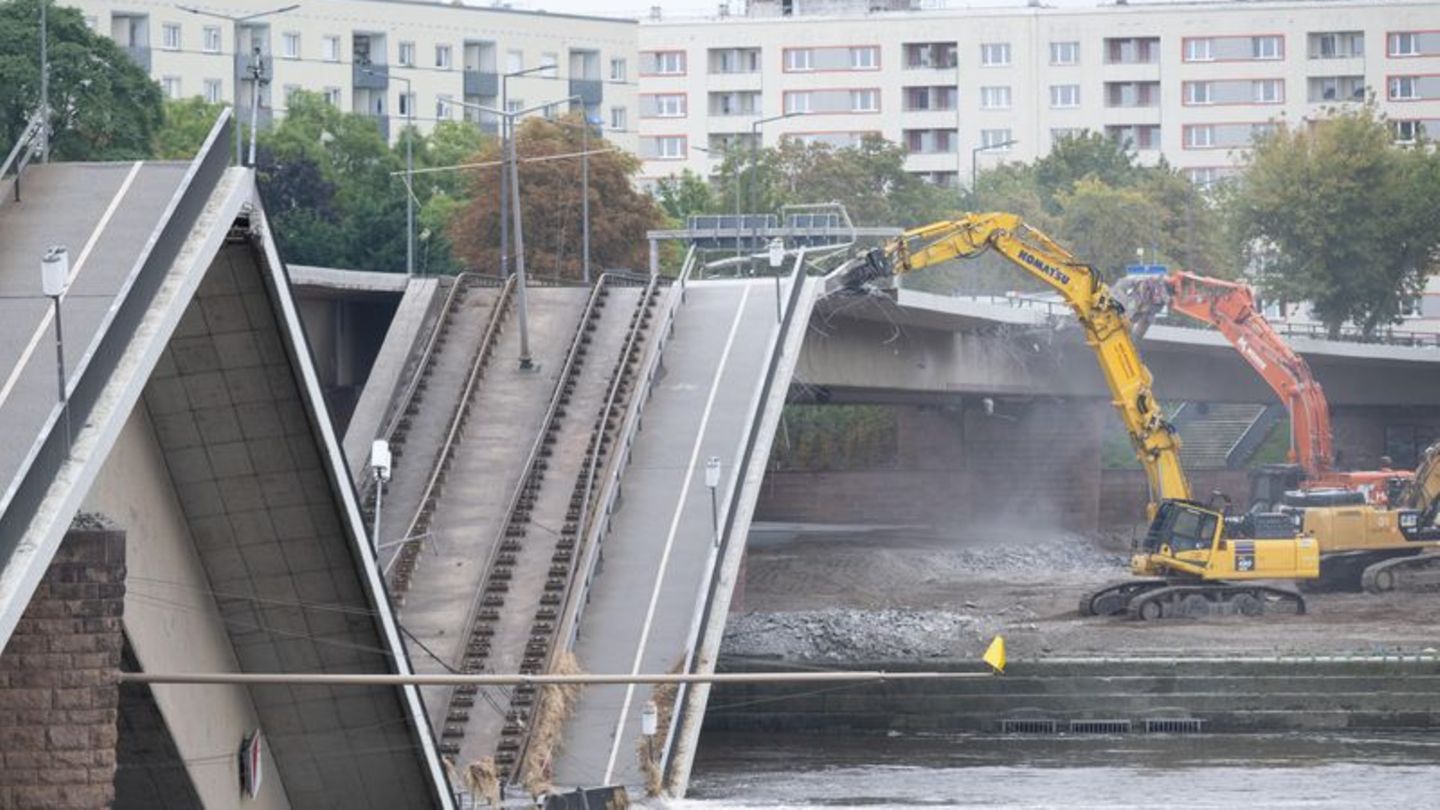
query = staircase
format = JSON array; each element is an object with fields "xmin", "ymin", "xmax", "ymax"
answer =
[{"xmin": 1173, "ymin": 403, "xmax": 1269, "ymax": 470}]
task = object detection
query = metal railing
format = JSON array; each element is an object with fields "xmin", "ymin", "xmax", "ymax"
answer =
[
  {"xmin": 384, "ymin": 275, "xmax": 516, "ymax": 582},
  {"xmin": 662, "ymin": 249, "xmax": 812, "ymax": 788},
  {"xmin": 1, "ymin": 110, "xmax": 46, "ymax": 204},
  {"xmin": 557, "ymin": 246, "xmax": 698, "ymax": 654}
]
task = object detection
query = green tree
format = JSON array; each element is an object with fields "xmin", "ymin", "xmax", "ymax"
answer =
[
  {"xmin": 1031, "ymin": 131, "xmax": 1139, "ymax": 211},
  {"xmin": 1228, "ymin": 106, "xmax": 1440, "ymax": 336},
  {"xmin": 152, "ymin": 97, "xmax": 225, "ymax": 159},
  {"xmin": 655, "ymin": 169, "xmax": 716, "ymax": 222},
  {"xmin": 1056, "ymin": 177, "xmax": 1169, "ymax": 280},
  {"xmin": 0, "ymin": 0, "xmax": 163, "ymax": 159}
]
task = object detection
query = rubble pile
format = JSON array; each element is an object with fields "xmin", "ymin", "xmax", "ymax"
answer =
[{"xmin": 722, "ymin": 608, "xmax": 988, "ymax": 662}]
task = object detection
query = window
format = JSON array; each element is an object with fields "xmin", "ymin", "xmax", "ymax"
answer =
[
  {"xmin": 1187, "ymin": 167, "xmax": 1219, "ymax": 186},
  {"xmin": 281, "ymin": 32, "xmax": 300, "ymax": 59},
  {"xmin": 436, "ymin": 44, "xmax": 452, "ymax": 69},
  {"xmin": 162, "ymin": 23, "xmax": 181, "ymax": 51},
  {"xmin": 784, "ymin": 91, "xmax": 812, "ymax": 114},
  {"xmin": 436, "ymin": 95, "xmax": 453, "ymax": 119},
  {"xmin": 323, "ymin": 35, "xmax": 340, "ymax": 62},
  {"xmin": 1310, "ymin": 31, "xmax": 1363, "ymax": 59},
  {"xmin": 610, "ymin": 57, "xmax": 627, "ymax": 81},
  {"xmin": 1185, "ymin": 125, "xmax": 1215, "ymax": 148},
  {"xmin": 1049, "ymin": 84, "xmax": 1079, "ymax": 108},
  {"xmin": 1050, "ymin": 41, "xmax": 1079, "ymax": 65},
  {"xmin": 1390, "ymin": 32, "xmax": 1419, "ymax": 57},
  {"xmin": 981, "ymin": 43, "xmax": 1011, "ymax": 66},
  {"xmin": 506, "ymin": 50, "xmax": 523, "ymax": 73},
  {"xmin": 398, "ymin": 91, "xmax": 415, "ymax": 117},
  {"xmin": 903, "ymin": 42, "xmax": 956, "ymax": 69},
  {"xmin": 850, "ymin": 46, "xmax": 879, "ymax": 69},
  {"xmin": 1253, "ymin": 79, "xmax": 1283, "ymax": 103},
  {"xmin": 162, "ymin": 76, "xmax": 181, "ymax": 99},
  {"xmin": 1394, "ymin": 120, "xmax": 1424, "ymax": 143},
  {"xmin": 1185, "ymin": 81, "xmax": 1212, "ymax": 104},
  {"xmin": 323, "ymin": 86, "xmax": 342, "ymax": 107},
  {"xmin": 980, "ymin": 86, "xmax": 1011, "ymax": 109},
  {"xmin": 506, "ymin": 98, "xmax": 523, "ymax": 114},
  {"xmin": 1051, "ymin": 127, "xmax": 1082, "ymax": 143},
  {"xmin": 647, "ymin": 51, "xmax": 684, "ymax": 74},
  {"xmin": 649, "ymin": 136, "xmax": 685, "ymax": 159},
  {"xmin": 1253, "ymin": 35, "xmax": 1282, "ymax": 60},
  {"xmin": 398, "ymin": 41, "xmax": 416, "ymax": 67},
  {"xmin": 981, "ymin": 128, "xmax": 1014, "ymax": 149},
  {"xmin": 610, "ymin": 106, "xmax": 627, "ymax": 130},
  {"xmin": 203, "ymin": 79, "xmax": 222, "ymax": 104},
  {"xmin": 541, "ymin": 52, "xmax": 558, "ymax": 77},
  {"xmin": 1185, "ymin": 38, "xmax": 1213, "ymax": 62},
  {"xmin": 851, "ymin": 88, "xmax": 879, "ymax": 112},
  {"xmin": 283, "ymin": 84, "xmax": 300, "ymax": 104},
  {"xmin": 785, "ymin": 48, "xmax": 813, "ymax": 71},
  {"xmin": 655, "ymin": 94, "xmax": 686, "ymax": 117},
  {"xmin": 203, "ymin": 26, "xmax": 221, "ymax": 53},
  {"xmin": 1390, "ymin": 76, "xmax": 1418, "ymax": 100}
]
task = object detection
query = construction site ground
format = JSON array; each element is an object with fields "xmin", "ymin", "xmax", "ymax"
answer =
[{"xmin": 723, "ymin": 524, "xmax": 1440, "ymax": 663}]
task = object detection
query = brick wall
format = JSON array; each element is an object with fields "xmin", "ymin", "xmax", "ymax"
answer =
[
  {"xmin": 0, "ymin": 528, "xmax": 126, "ymax": 810},
  {"xmin": 757, "ymin": 400, "xmax": 1105, "ymax": 532},
  {"xmin": 1098, "ymin": 468, "xmax": 1252, "ymax": 528}
]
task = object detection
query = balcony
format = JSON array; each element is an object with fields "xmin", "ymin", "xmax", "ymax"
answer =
[
  {"xmin": 123, "ymin": 45, "xmax": 151, "ymax": 72},
  {"xmin": 353, "ymin": 64, "xmax": 389, "ymax": 90},
  {"xmin": 234, "ymin": 52, "xmax": 273, "ymax": 81},
  {"xmin": 464, "ymin": 70, "xmax": 498, "ymax": 97},
  {"xmin": 570, "ymin": 78, "xmax": 603, "ymax": 107}
]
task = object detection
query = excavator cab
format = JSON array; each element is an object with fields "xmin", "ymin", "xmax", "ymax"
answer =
[
  {"xmin": 1133, "ymin": 499, "xmax": 1319, "ymax": 581},
  {"xmin": 1133, "ymin": 501, "xmax": 1222, "ymax": 575}
]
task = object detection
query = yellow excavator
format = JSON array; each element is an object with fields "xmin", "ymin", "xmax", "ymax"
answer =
[
  {"xmin": 835, "ymin": 213, "xmax": 1319, "ymax": 620},
  {"xmin": 1366, "ymin": 442, "xmax": 1440, "ymax": 591}
]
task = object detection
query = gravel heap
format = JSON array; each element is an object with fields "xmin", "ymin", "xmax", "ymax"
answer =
[
  {"xmin": 721, "ymin": 608, "xmax": 994, "ymax": 663},
  {"xmin": 935, "ymin": 533, "xmax": 1126, "ymax": 577},
  {"xmin": 70, "ymin": 511, "xmax": 116, "ymax": 531}
]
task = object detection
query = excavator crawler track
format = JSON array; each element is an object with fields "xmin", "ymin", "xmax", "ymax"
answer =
[
  {"xmin": 1125, "ymin": 583, "xmax": 1305, "ymax": 621},
  {"xmin": 1361, "ymin": 552, "xmax": 1440, "ymax": 594}
]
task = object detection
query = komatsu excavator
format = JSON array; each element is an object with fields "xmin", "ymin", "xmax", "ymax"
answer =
[
  {"xmin": 835, "ymin": 213, "xmax": 1319, "ymax": 620},
  {"xmin": 1120, "ymin": 270, "xmax": 1439, "ymax": 592}
]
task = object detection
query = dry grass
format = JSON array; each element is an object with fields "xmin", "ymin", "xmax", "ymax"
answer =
[
  {"xmin": 445, "ymin": 756, "xmax": 501, "ymax": 807},
  {"xmin": 635, "ymin": 660, "xmax": 683, "ymax": 797},
  {"xmin": 521, "ymin": 651, "xmax": 584, "ymax": 799}
]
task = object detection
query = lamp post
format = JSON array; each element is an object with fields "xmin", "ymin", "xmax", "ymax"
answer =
[
  {"xmin": 971, "ymin": 137, "xmax": 1019, "ymax": 195},
  {"xmin": 41, "ymin": 247, "xmax": 69, "ymax": 450},
  {"xmin": 704, "ymin": 456, "xmax": 722, "ymax": 547},
  {"xmin": 38, "ymin": 0, "xmax": 47, "ymax": 163},
  {"xmin": 178, "ymin": 4, "xmax": 299, "ymax": 166},
  {"xmin": 363, "ymin": 68, "xmax": 414, "ymax": 277},
  {"xmin": 748, "ymin": 112, "xmax": 805, "ymax": 263},
  {"xmin": 499, "ymin": 64, "xmax": 552, "ymax": 280},
  {"xmin": 454, "ymin": 96, "xmax": 580, "ymax": 370},
  {"xmin": 369, "ymin": 439, "xmax": 392, "ymax": 554}
]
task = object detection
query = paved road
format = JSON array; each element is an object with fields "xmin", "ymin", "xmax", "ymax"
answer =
[
  {"xmin": 553, "ymin": 279, "xmax": 783, "ymax": 789},
  {"xmin": 0, "ymin": 162, "xmax": 189, "ymax": 510},
  {"xmin": 397, "ymin": 287, "xmax": 589, "ymax": 726}
]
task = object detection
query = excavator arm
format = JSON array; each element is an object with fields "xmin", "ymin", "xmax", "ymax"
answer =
[{"xmin": 839, "ymin": 212, "xmax": 1190, "ymax": 509}]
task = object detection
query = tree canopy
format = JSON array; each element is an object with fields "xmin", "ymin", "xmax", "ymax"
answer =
[
  {"xmin": 1228, "ymin": 105, "xmax": 1440, "ymax": 336},
  {"xmin": 0, "ymin": 0, "xmax": 163, "ymax": 160},
  {"xmin": 448, "ymin": 114, "xmax": 661, "ymax": 278}
]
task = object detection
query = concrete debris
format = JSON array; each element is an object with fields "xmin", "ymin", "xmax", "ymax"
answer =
[
  {"xmin": 70, "ymin": 512, "xmax": 116, "ymax": 531},
  {"xmin": 722, "ymin": 609, "xmax": 986, "ymax": 662}
]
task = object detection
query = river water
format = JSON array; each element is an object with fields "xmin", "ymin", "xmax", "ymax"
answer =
[{"xmin": 681, "ymin": 731, "xmax": 1440, "ymax": 809}]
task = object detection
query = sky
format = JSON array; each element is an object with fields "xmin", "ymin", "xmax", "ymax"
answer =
[{"xmin": 483, "ymin": 0, "xmax": 1195, "ymax": 21}]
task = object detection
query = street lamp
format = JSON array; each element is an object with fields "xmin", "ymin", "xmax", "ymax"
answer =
[
  {"xmin": 704, "ymin": 456, "xmax": 722, "ymax": 546},
  {"xmin": 499, "ymin": 64, "xmax": 554, "ymax": 281},
  {"xmin": 41, "ymin": 246, "xmax": 69, "ymax": 450},
  {"xmin": 177, "ymin": 4, "xmax": 299, "ymax": 166},
  {"xmin": 454, "ymin": 96, "xmax": 580, "ymax": 370},
  {"xmin": 971, "ymin": 138, "xmax": 1019, "ymax": 195},
  {"xmin": 362, "ymin": 67, "xmax": 414, "ymax": 277},
  {"xmin": 748, "ymin": 112, "xmax": 806, "ymax": 261},
  {"xmin": 369, "ymin": 439, "xmax": 392, "ymax": 554}
]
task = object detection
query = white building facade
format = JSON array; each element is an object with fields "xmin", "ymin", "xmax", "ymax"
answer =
[
  {"xmin": 70, "ymin": 0, "xmax": 638, "ymax": 150},
  {"xmin": 635, "ymin": 0, "xmax": 1440, "ymax": 187}
]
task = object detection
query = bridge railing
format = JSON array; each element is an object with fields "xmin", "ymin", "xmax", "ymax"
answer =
[{"xmin": 960, "ymin": 293, "xmax": 1440, "ymax": 348}]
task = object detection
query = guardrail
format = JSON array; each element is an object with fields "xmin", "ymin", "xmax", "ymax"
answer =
[
  {"xmin": 556, "ymin": 246, "xmax": 697, "ymax": 655},
  {"xmin": 1, "ymin": 110, "xmax": 46, "ymax": 204},
  {"xmin": 0, "ymin": 112, "xmax": 233, "ymax": 561},
  {"xmin": 384, "ymin": 275, "xmax": 516, "ymax": 582},
  {"xmin": 961, "ymin": 294, "xmax": 1440, "ymax": 348},
  {"xmin": 662, "ymin": 250, "xmax": 811, "ymax": 788}
]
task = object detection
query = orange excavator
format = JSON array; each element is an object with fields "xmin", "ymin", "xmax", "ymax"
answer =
[
  {"xmin": 1121, "ymin": 270, "xmax": 1435, "ymax": 591},
  {"xmin": 1121, "ymin": 270, "xmax": 1409, "ymax": 507}
]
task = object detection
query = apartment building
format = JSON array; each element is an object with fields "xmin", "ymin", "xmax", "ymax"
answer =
[
  {"xmin": 636, "ymin": 0, "xmax": 1440, "ymax": 187},
  {"xmin": 71, "ymin": 0, "xmax": 637, "ymax": 150}
]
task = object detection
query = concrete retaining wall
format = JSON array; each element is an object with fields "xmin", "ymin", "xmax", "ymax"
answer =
[{"xmin": 705, "ymin": 657, "xmax": 1440, "ymax": 735}]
